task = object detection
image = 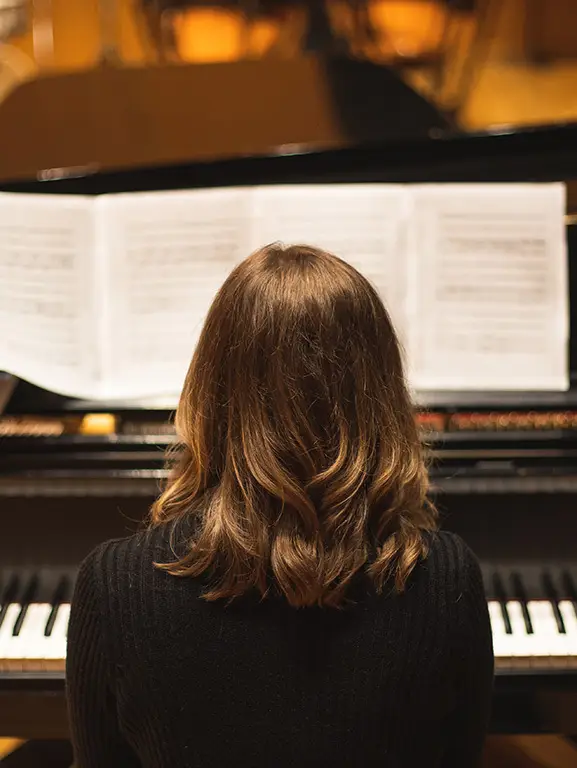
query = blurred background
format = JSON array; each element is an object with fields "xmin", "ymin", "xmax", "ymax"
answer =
[
  {"xmin": 0, "ymin": 0, "xmax": 576, "ymax": 128},
  {"xmin": 1, "ymin": 0, "xmax": 577, "ymax": 179}
]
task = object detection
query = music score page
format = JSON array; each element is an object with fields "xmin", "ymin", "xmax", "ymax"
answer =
[
  {"xmin": 0, "ymin": 193, "xmax": 99, "ymax": 397},
  {"xmin": 251, "ymin": 184, "xmax": 411, "ymax": 344},
  {"xmin": 98, "ymin": 188, "xmax": 252, "ymax": 399},
  {"xmin": 410, "ymin": 184, "xmax": 567, "ymax": 390},
  {"xmin": 0, "ymin": 183, "xmax": 568, "ymax": 398}
]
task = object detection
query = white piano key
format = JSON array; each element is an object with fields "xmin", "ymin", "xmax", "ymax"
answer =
[
  {"xmin": 55, "ymin": 603, "xmax": 70, "ymax": 638},
  {"xmin": 488, "ymin": 600, "xmax": 511, "ymax": 658},
  {"xmin": 488, "ymin": 601, "xmax": 505, "ymax": 633},
  {"xmin": 5, "ymin": 604, "xmax": 51, "ymax": 662},
  {"xmin": 559, "ymin": 601, "xmax": 577, "ymax": 656},
  {"xmin": 506, "ymin": 601, "xmax": 534, "ymax": 659},
  {"xmin": 22, "ymin": 603, "xmax": 52, "ymax": 660},
  {"xmin": 44, "ymin": 603, "xmax": 70, "ymax": 661},
  {"xmin": 527, "ymin": 600, "xmax": 566, "ymax": 658},
  {"xmin": 5, "ymin": 606, "xmax": 34, "ymax": 660},
  {"xmin": 0, "ymin": 604, "xmax": 21, "ymax": 658}
]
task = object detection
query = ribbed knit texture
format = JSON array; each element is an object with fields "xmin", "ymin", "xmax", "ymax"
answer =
[{"xmin": 66, "ymin": 527, "xmax": 494, "ymax": 768}]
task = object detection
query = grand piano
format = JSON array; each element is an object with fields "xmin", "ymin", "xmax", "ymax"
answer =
[{"xmin": 1, "ymin": 121, "xmax": 577, "ymax": 740}]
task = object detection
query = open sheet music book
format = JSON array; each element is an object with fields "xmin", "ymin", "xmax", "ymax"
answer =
[{"xmin": 0, "ymin": 183, "xmax": 568, "ymax": 399}]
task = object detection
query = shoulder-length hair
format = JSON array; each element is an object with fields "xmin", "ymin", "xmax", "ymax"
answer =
[{"xmin": 150, "ymin": 243, "xmax": 436, "ymax": 607}]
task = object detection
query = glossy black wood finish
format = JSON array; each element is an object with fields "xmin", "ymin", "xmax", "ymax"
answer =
[{"xmin": 2, "ymin": 123, "xmax": 577, "ymax": 737}]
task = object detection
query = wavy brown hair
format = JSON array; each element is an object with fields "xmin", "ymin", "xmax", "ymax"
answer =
[{"xmin": 150, "ymin": 243, "xmax": 437, "ymax": 607}]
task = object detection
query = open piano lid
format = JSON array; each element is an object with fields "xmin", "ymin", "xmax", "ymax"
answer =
[{"xmin": 0, "ymin": 56, "xmax": 449, "ymax": 184}]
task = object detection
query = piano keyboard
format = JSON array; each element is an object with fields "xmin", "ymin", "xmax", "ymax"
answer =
[
  {"xmin": 0, "ymin": 603, "xmax": 69, "ymax": 672},
  {"xmin": 488, "ymin": 600, "xmax": 577, "ymax": 669},
  {"xmin": 0, "ymin": 573, "xmax": 71, "ymax": 673},
  {"xmin": 0, "ymin": 595, "xmax": 575, "ymax": 673}
]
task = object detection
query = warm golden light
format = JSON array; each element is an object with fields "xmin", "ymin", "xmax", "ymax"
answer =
[{"xmin": 3, "ymin": 1, "xmax": 577, "ymax": 134}]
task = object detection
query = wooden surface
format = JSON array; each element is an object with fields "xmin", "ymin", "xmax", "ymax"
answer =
[
  {"xmin": 0, "ymin": 739, "xmax": 24, "ymax": 759},
  {"xmin": 483, "ymin": 736, "xmax": 577, "ymax": 767}
]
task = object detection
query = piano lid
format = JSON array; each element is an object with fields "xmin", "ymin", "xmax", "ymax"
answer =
[
  {"xmin": 2, "ymin": 0, "xmax": 576, "ymax": 184},
  {"xmin": 1, "ymin": 119, "xmax": 577, "ymax": 200},
  {"xmin": 0, "ymin": 56, "xmax": 448, "ymax": 184}
]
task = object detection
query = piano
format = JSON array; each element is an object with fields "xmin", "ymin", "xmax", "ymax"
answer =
[{"xmin": 1, "ymin": 121, "xmax": 577, "ymax": 739}]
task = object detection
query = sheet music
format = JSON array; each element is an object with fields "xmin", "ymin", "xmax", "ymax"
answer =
[
  {"xmin": 251, "ymin": 185, "xmax": 411, "ymax": 342},
  {"xmin": 410, "ymin": 184, "xmax": 568, "ymax": 390},
  {"xmin": 99, "ymin": 188, "xmax": 252, "ymax": 399},
  {"xmin": 0, "ymin": 194, "xmax": 99, "ymax": 397},
  {"xmin": 0, "ymin": 183, "xmax": 568, "ymax": 400}
]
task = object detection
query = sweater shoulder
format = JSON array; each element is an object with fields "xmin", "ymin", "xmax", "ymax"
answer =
[
  {"xmin": 420, "ymin": 529, "xmax": 484, "ymax": 594},
  {"xmin": 425, "ymin": 529, "xmax": 480, "ymax": 567},
  {"xmin": 79, "ymin": 523, "xmax": 183, "ymax": 596}
]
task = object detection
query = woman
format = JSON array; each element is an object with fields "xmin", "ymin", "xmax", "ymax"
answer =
[{"xmin": 67, "ymin": 243, "xmax": 493, "ymax": 767}]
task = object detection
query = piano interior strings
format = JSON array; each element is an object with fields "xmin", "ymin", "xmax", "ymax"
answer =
[{"xmin": 1, "ymin": 123, "xmax": 577, "ymax": 740}]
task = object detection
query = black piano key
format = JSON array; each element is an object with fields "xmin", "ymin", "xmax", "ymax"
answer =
[
  {"xmin": 542, "ymin": 572, "xmax": 566, "ymax": 634},
  {"xmin": 511, "ymin": 572, "xmax": 533, "ymax": 634},
  {"xmin": 492, "ymin": 573, "xmax": 512, "ymax": 634},
  {"xmin": 12, "ymin": 574, "xmax": 39, "ymax": 636},
  {"xmin": 561, "ymin": 571, "xmax": 577, "ymax": 619},
  {"xmin": 0, "ymin": 574, "xmax": 20, "ymax": 630},
  {"xmin": 45, "ymin": 575, "xmax": 71, "ymax": 637}
]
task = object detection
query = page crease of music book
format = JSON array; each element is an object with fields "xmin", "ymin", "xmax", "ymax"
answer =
[{"xmin": 0, "ymin": 183, "xmax": 568, "ymax": 399}]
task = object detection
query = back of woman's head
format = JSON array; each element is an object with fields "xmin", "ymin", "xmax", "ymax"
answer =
[{"xmin": 151, "ymin": 243, "xmax": 437, "ymax": 607}]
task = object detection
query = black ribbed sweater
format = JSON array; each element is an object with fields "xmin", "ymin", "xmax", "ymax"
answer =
[{"xmin": 66, "ymin": 527, "xmax": 494, "ymax": 768}]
